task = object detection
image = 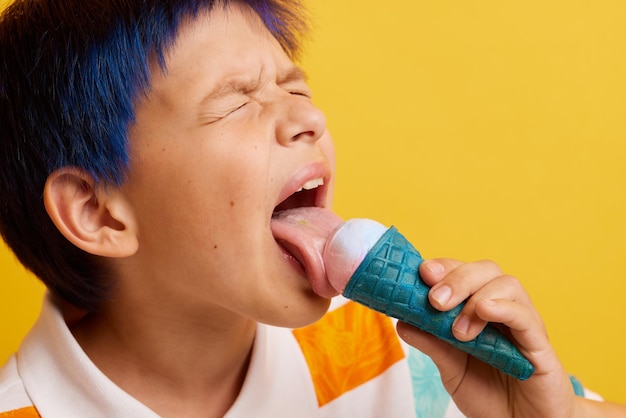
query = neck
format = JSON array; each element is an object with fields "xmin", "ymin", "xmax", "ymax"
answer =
[{"xmin": 71, "ymin": 299, "xmax": 256, "ymax": 417}]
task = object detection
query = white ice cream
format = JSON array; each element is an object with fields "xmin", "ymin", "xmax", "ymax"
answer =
[{"xmin": 322, "ymin": 218, "xmax": 388, "ymax": 293}]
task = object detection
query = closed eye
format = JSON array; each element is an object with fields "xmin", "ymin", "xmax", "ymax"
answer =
[
  {"xmin": 231, "ymin": 102, "xmax": 249, "ymax": 112},
  {"xmin": 289, "ymin": 90, "xmax": 312, "ymax": 99},
  {"xmin": 200, "ymin": 101, "xmax": 250, "ymax": 124}
]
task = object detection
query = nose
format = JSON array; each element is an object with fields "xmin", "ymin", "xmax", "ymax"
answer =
[{"xmin": 275, "ymin": 95, "xmax": 327, "ymax": 146}]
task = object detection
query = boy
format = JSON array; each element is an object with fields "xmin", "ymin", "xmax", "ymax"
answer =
[{"xmin": 0, "ymin": 0, "xmax": 624, "ymax": 416}]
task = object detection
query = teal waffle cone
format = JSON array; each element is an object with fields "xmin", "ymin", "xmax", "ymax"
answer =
[{"xmin": 342, "ymin": 226, "xmax": 535, "ymax": 381}]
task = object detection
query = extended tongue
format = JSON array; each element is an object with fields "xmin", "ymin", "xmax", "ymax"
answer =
[{"xmin": 270, "ymin": 207, "xmax": 343, "ymax": 298}]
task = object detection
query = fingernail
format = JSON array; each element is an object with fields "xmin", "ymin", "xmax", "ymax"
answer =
[
  {"xmin": 423, "ymin": 261, "xmax": 444, "ymax": 274},
  {"xmin": 431, "ymin": 285, "xmax": 451, "ymax": 306},
  {"xmin": 454, "ymin": 315, "xmax": 470, "ymax": 335}
]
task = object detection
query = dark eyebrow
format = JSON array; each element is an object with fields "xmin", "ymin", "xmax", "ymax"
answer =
[{"xmin": 202, "ymin": 65, "xmax": 309, "ymax": 103}]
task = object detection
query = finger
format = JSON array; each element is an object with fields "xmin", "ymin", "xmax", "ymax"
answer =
[
  {"xmin": 419, "ymin": 258, "xmax": 464, "ymax": 287},
  {"xmin": 474, "ymin": 298, "xmax": 549, "ymax": 355},
  {"xmin": 451, "ymin": 274, "xmax": 536, "ymax": 341},
  {"xmin": 428, "ymin": 259, "xmax": 505, "ymax": 311},
  {"xmin": 476, "ymin": 297, "xmax": 566, "ymax": 377}
]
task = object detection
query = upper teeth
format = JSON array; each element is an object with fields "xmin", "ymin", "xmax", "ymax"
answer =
[{"xmin": 297, "ymin": 178, "xmax": 324, "ymax": 192}]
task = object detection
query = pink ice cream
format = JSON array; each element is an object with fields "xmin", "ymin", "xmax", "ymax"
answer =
[{"xmin": 270, "ymin": 208, "xmax": 387, "ymax": 298}]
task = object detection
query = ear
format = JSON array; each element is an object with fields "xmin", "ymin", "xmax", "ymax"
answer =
[{"xmin": 43, "ymin": 168, "xmax": 138, "ymax": 258}]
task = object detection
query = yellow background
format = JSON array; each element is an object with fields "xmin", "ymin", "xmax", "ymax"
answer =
[{"xmin": 2, "ymin": 0, "xmax": 625, "ymax": 405}]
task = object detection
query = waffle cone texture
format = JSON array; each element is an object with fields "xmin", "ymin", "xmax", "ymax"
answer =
[{"xmin": 342, "ymin": 226, "xmax": 535, "ymax": 381}]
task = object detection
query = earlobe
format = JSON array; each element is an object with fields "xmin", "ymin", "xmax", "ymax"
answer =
[{"xmin": 44, "ymin": 168, "xmax": 138, "ymax": 258}]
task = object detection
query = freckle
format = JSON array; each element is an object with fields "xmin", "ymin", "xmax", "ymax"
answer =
[{"xmin": 284, "ymin": 305, "xmax": 289, "ymax": 309}]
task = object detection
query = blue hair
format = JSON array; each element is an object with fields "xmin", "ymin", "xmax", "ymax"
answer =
[{"xmin": 0, "ymin": 0, "xmax": 309, "ymax": 310}]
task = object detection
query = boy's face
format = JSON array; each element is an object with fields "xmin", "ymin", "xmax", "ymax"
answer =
[{"xmin": 119, "ymin": 4, "xmax": 336, "ymax": 327}]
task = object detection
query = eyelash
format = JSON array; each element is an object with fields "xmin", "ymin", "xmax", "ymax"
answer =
[
  {"xmin": 225, "ymin": 89, "xmax": 311, "ymax": 118},
  {"xmin": 289, "ymin": 90, "xmax": 312, "ymax": 99}
]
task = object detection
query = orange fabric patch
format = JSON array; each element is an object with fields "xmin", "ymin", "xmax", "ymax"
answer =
[
  {"xmin": 0, "ymin": 407, "xmax": 40, "ymax": 418},
  {"xmin": 292, "ymin": 301, "xmax": 405, "ymax": 407}
]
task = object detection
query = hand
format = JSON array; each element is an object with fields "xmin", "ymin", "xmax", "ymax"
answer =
[{"xmin": 397, "ymin": 258, "xmax": 578, "ymax": 418}]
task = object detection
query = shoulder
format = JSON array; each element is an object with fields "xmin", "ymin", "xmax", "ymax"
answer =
[{"xmin": 0, "ymin": 355, "xmax": 38, "ymax": 416}]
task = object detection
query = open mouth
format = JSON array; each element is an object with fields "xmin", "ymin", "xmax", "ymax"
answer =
[
  {"xmin": 272, "ymin": 177, "xmax": 325, "ymax": 215},
  {"xmin": 270, "ymin": 176, "xmax": 326, "ymax": 272},
  {"xmin": 269, "ymin": 175, "xmax": 343, "ymax": 298}
]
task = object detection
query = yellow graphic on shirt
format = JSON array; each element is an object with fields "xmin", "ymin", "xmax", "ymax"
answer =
[
  {"xmin": 0, "ymin": 407, "xmax": 40, "ymax": 418},
  {"xmin": 293, "ymin": 301, "xmax": 405, "ymax": 407}
]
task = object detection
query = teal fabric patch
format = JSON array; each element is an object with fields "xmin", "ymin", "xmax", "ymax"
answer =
[{"xmin": 408, "ymin": 347, "xmax": 450, "ymax": 418}]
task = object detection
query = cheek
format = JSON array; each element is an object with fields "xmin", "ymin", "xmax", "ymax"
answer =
[
  {"xmin": 320, "ymin": 132, "xmax": 336, "ymax": 169},
  {"xmin": 124, "ymin": 125, "xmax": 275, "ymax": 258},
  {"xmin": 320, "ymin": 132, "xmax": 336, "ymax": 206}
]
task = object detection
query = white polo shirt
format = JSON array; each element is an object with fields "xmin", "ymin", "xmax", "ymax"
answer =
[{"xmin": 0, "ymin": 295, "xmax": 599, "ymax": 417}]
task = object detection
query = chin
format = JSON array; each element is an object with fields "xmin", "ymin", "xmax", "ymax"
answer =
[{"xmin": 263, "ymin": 293, "xmax": 332, "ymax": 329}]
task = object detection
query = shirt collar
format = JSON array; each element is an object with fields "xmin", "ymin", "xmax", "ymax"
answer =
[
  {"xmin": 18, "ymin": 295, "xmax": 159, "ymax": 417},
  {"xmin": 17, "ymin": 295, "xmax": 317, "ymax": 417}
]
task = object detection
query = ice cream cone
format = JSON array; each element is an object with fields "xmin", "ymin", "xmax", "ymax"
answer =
[{"xmin": 342, "ymin": 226, "xmax": 535, "ymax": 381}]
